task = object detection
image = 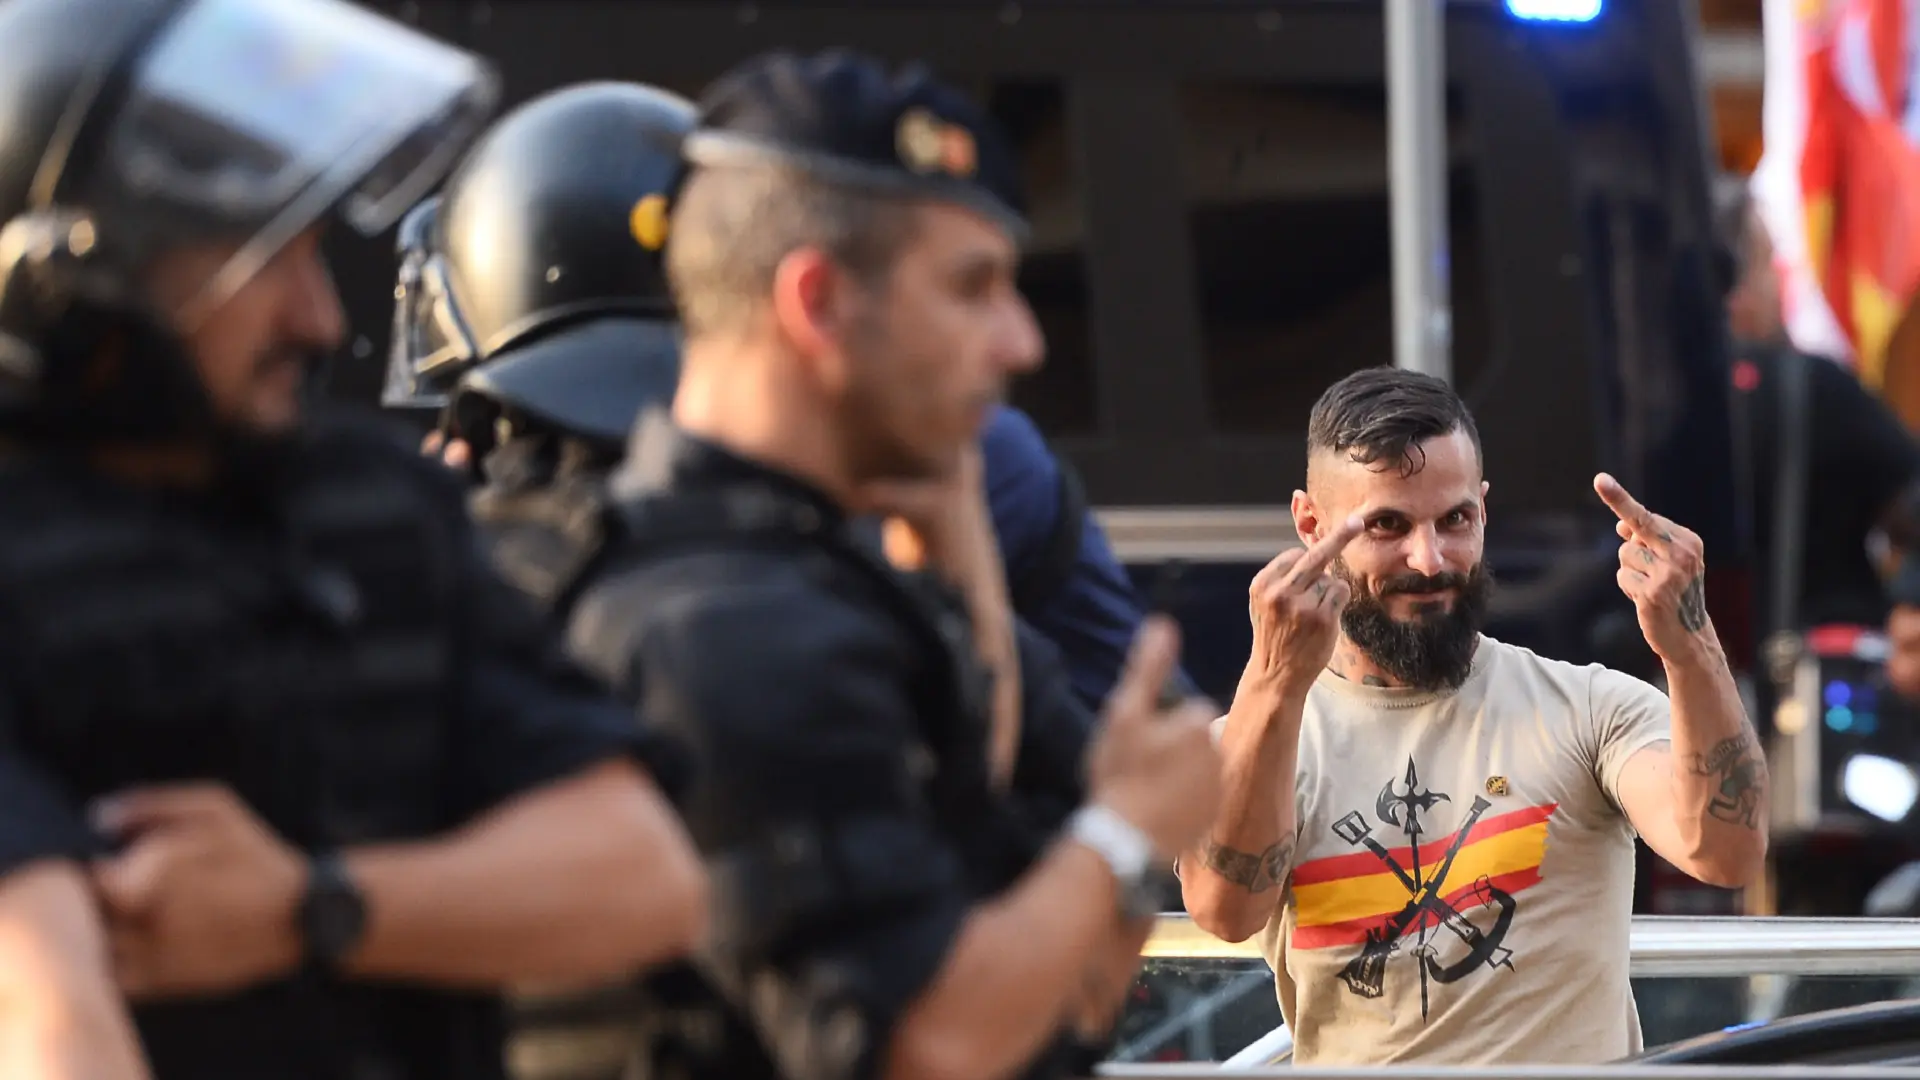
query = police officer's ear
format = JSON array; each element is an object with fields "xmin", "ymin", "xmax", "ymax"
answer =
[{"xmin": 771, "ymin": 247, "xmax": 856, "ymax": 373}]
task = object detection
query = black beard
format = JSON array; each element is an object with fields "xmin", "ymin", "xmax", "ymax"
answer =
[{"xmin": 1336, "ymin": 560, "xmax": 1493, "ymax": 692}]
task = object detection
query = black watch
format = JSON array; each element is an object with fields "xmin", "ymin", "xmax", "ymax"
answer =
[{"xmin": 300, "ymin": 852, "xmax": 367, "ymax": 971}]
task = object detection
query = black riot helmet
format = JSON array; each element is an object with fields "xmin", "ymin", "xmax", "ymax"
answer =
[
  {"xmin": 0, "ymin": 0, "xmax": 496, "ymax": 442},
  {"xmin": 384, "ymin": 81, "xmax": 694, "ymax": 444}
]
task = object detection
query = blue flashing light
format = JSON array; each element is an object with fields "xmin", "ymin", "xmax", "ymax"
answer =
[
  {"xmin": 1825, "ymin": 680, "xmax": 1853, "ymax": 709},
  {"xmin": 1826, "ymin": 706, "xmax": 1854, "ymax": 732},
  {"xmin": 1506, "ymin": 0, "xmax": 1603, "ymax": 22}
]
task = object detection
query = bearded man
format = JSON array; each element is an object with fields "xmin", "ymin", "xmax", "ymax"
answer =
[{"xmin": 1180, "ymin": 367, "xmax": 1768, "ymax": 1065}]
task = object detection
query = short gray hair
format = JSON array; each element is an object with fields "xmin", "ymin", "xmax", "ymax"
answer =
[{"xmin": 665, "ymin": 164, "xmax": 921, "ymax": 338}]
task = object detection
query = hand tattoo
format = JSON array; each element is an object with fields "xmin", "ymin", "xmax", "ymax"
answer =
[
  {"xmin": 1687, "ymin": 730, "xmax": 1763, "ymax": 829},
  {"xmin": 1678, "ymin": 574, "xmax": 1709, "ymax": 633},
  {"xmin": 1202, "ymin": 839, "xmax": 1293, "ymax": 894}
]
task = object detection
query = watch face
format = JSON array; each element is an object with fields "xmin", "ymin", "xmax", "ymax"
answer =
[{"xmin": 304, "ymin": 862, "xmax": 367, "ymax": 962}]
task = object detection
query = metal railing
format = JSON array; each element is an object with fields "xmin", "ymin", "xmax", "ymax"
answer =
[
  {"xmin": 1143, "ymin": 914, "xmax": 1920, "ymax": 978},
  {"xmin": 1098, "ymin": 1060, "xmax": 1920, "ymax": 1068}
]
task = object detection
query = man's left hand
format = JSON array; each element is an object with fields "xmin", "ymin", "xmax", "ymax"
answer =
[
  {"xmin": 91, "ymin": 784, "xmax": 307, "ymax": 1000},
  {"xmin": 1597, "ymin": 472, "xmax": 1713, "ymax": 663}
]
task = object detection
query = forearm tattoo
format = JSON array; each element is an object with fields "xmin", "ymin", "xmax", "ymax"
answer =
[
  {"xmin": 1678, "ymin": 574, "xmax": 1709, "ymax": 633},
  {"xmin": 1687, "ymin": 729, "xmax": 1763, "ymax": 829},
  {"xmin": 1202, "ymin": 839, "xmax": 1293, "ymax": 894}
]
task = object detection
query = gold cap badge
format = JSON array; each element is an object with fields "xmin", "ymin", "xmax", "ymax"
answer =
[
  {"xmin": 629, "ymin": 193, "xmax": 670, "ymax": 251},
  {"xmin": 1485, "ymin": 776, "xmax": 1510, "ymax": 797},
  {"xmin": 896, "ymin": 107, "xmax": 977, "ymax": 179}
]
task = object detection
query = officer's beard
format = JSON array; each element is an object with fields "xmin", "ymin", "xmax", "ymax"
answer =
[
  {"xmin": 208, "ymin": 348, "xmax": 333, "ymax": 501},
  {"xmin": 1334, "ymin": 558, "xmax": 1493, "ymax": 692}
]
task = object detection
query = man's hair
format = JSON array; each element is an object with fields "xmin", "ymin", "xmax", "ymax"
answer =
[
  {"xmin": 665, "ymin": 163, "xmax": 919, "ymax": 338},
  {"xmin": 1306, "ymin": 366, "xmax": 1481, "ymax": 477}
]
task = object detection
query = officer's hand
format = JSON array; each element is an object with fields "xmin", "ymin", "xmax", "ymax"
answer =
[
  {"xmin": 862, "ymin": 446, "xmax": 1001, "ymax": 589},
  {"xmin": 89, "ymin": 784, "xmax": 306, "ymax": 999},
  {"xmin": 1243, "ymin": 515, "xmax": 1364, "ymax": 702},
  {"xmin": 1087, "ymin": 617, "xmax": 1222, "ymax": 859},
  {"xmin": 1890, "ymin": 605, "xmax": 1920, "ymax": 698},
  {"xmin": 420, "ymin": 429, "xmax": 472, "ymax": 471}
]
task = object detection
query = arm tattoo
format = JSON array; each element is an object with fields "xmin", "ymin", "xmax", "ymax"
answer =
[
  {"xmin": 1678, "ymin": 574, "xmax": 1709, "ymax": 633},
  {"xmin": 1202, "ymin": 839, "xmax": 1293, "ymax": 894},
  {"xmin": 1687, "ymin": 730, "xmax": 1763, "ymax": 829}
]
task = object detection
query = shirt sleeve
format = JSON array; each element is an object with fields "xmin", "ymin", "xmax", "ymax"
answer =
[
  {"xmin": 445, "ymin": 525, "xmax": 690, "ymax": 821},
  {"xmin": 981, "ymin": 405, "xmax": 1062, "ymax": 575},
  {"xmin": 1587, "ymin": 665, "xmax": 1674, "ymax": 816},
  {"xmin": 590, "ymin": 567, "xmax": 972, "ymax": 1080}
]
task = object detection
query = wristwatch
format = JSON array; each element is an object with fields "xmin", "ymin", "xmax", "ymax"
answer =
[
  {"xmin": 1067, "ymin": 804, "xmax": 1162, "ymax": 920},
  {"xmin": 300, "ymin": 852, "xmax": 368, "ymax": 972}
]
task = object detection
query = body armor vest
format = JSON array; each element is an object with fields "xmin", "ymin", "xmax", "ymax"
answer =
[
  {"xmin": 0, "ymin": 430, "xmax": 460, "ymax": 846},
  {"xmin": 471, "ymin": 466, "xmax": 1081, "ymax": 1080},
  {"xmin": 0, "ymin": 421, "xmax": 494, "ymax": 1080}
]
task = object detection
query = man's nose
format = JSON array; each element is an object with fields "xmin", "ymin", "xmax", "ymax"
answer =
[
  {"xmin": 1404, "ymin": 527, "xmax": 1448, "ymax": 577},
  {"xmin": 995, "ymin": 293, "xmax": 1045, "ymax": 376},
  {"xmin": 289, "ymin": 249, "xmax": 347, "ymax": 352}
]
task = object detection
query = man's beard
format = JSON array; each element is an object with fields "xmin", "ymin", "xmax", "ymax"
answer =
[{"xmin": 1335, "ymin": 559, "xmax": 1493, "ymax": 692}]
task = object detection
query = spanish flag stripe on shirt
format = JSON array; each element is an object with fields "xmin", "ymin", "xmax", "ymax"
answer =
[{"xmin": 1290, "ymin": 802, "xmax": 1556, "ymax": 951}]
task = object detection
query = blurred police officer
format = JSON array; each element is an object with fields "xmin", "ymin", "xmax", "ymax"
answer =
[
  {"xmin": 547, "ymin": 49, "xmax": 1223, "ymax": 1080},
  {"xmin": 383, "ymin": 81, "xmax": 689, "ymax": 491},
  {"xmin": 386, "ymin": 80, "xmax": 702, "ymax": 1080},
  {"xmin": 0, "ymin": 3, "xmax": 708, "ymax": 1078},
  {"xmin": 384, "ymin": 78, "xmax": 1139, "ymax": 1077}
]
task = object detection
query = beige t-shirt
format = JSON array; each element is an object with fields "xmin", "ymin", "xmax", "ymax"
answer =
[{"xmin": 1251, "ymin": 636, "xmax": 1670, "ymax": 1065}]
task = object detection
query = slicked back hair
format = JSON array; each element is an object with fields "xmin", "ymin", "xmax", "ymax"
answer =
[{"xmin": 1306, "ymin": 366, "xmax": 1481, "ymax": 478}]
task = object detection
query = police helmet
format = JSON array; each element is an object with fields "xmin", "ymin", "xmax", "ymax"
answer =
[
  {"xmin": 384, "ymin": 80, "xmax": 695, "ymax": 444},
  {"xmin": 0, "ymin": 0, "xmax": 495, "ymax": 440}
]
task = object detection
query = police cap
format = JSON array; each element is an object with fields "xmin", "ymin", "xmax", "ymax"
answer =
[{"xmin": 682, "ymin": 49, "xmax": 1026, "ymax": 238}]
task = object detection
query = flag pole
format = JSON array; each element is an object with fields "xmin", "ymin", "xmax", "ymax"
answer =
[{"xmin": 1388, "ymin": 0, "xmax": 1454, "ymax": 384}]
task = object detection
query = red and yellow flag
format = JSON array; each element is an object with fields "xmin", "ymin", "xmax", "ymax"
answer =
[
  {"xmin": 1290, "ymin": 803, "xmax": 1555, "ymax": 951},
  {"xmin": 1755, "ymin": 0, "xmax": 1920, "ymax": 389}
]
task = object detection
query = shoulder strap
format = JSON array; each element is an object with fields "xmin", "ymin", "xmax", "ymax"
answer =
[{"xmin": 1008, "ymin": 457, "xmax": 1087, "ymax": 615}]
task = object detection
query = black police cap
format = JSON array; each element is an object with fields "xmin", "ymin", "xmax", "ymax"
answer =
[{"xmin": 681, "ymin": 49, "xmax": 1027, "ymax": 239}]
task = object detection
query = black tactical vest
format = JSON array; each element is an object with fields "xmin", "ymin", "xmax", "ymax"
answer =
[
  {"xmin": 473, "ymin": 468, "xmax": 1092, "ymax": 1080},
  {"xmin": 0, "ymin": 421, "xmax": 493, "ymax": 1080}
]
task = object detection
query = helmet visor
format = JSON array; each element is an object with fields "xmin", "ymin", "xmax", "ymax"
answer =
[
  {"xmin": 76, "ymin": 0, "xmax": 496, "ymax": 325},
  {"xmin": 381, "ymin": 196, "xmax": 475, "ymax": 409}
]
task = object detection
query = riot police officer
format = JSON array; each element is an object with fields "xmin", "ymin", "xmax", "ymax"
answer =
[
  {"xmin": 0, "ymin": 2, "xmax": 706, "ymax": 1078},
  {"xmin": 382, "ymin": 80, "xmax": 690, "ymax": 487},
  {"xmin": 552, "ymin": 49, "xmax": 1223, "ymax": 1080},
  {"xmin": 384, "ymin": 78, "xmax": 1138, "ymax": 1077}
]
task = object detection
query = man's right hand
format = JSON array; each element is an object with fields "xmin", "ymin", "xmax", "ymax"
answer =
[
  {"xmin": 1086, "ymin": 617, "xmax": 1222, "ymax": 859},
  {"xmin": 1240, "ymin": 515, "xmax": 1365, "ymax": 702}
]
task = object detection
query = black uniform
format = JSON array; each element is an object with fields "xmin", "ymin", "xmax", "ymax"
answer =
[
  {"xmin": 387, "ymin": 81, "xmax": 702, "ymax": 1080},
  {"xmin": 0, "ymin": 2, "xmax": 680, "ymax": 1077},
  {"xmin": 532, "ymin": 51, "xmax": 1111, "ymax": 1080},
  {"xmin": 398, "ymin": 72, "xmax": 1104, "ymax": 1080}
]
